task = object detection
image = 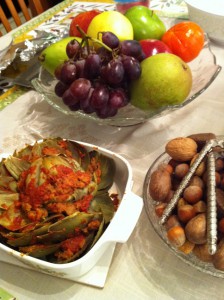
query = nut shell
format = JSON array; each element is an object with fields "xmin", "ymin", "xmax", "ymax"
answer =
[
  {"xmin": 187, "ymin": 133, "xmax": 216, "ymax": 151},
  {"xmin": 185, "ymin": 213, "xmax": 207, "ymax": 244},
  {"xmin": 213, "ymin": 239, "xmax": 224, "ymax": 271},
  {"xmin": 193, "ymin": 243, "xmax": 213, "ymax": 262},
  {"xmin": 149, "ymin": 169, "xmax": 171, "ymax": 202},
  {"xmin": 165, "ymin": 137, "xmax": 197, "ymax": 162}
]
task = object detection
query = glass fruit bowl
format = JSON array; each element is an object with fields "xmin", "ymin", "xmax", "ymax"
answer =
[
  {"xmin": 143, "ymin": 150, "xmax": 224, "ymax": 278},
  {"xmin": 32, "ymin": 37, "xmax": 221, "ymax": 127}
]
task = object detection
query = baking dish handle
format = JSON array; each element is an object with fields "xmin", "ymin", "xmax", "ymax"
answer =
[{"xmin": 104, "ymin": 191, "xmax": 143, "ymax": 243}]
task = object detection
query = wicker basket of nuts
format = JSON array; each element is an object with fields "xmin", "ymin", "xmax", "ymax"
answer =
[{"xmin": 143, "ymin": 133, "xmax": 224, "ymax": 277}]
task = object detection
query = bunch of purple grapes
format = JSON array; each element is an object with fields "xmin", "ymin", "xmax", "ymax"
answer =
[{"xmin": 54, "ymin": 31, "xmax": 145, "ymax": 119}]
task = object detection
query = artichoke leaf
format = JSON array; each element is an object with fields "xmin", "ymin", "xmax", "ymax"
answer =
[
  {"xmin": 31, "ymin": 138, "xmax": 72, "ymax": 158},
  {"xmin": 7, "ymin": 223, "xmax": 52, "ymax": 247},
  {"xmin": 0, "ymin": 203, "xmax": 29, "ymax": 231},
  {"xmin": 49, "ymin": 212, "xmax": 95, "ymax": 235},
  {"xmin": 36, "ymin": 229, "xmax": 68, "ymax": 244},
  {"xmin": 42, "ymin": 155, "xmax": 81, "ymax": 174},
  {"xmin": 30, "ymin": 141, "xmax": 44, "ymax": 158},
  {"xmin": 55, "ymin": 233, "xmax": 95, "ymax": 264},
  {"xmin": 33, "ymin": 138, "xmax": 68, "ymax": 157},
  {"xmin": 0, "ymin": 176, "xmax": 18, "ymax": 192},
  {"xmin": 13, "ymin": 144, "xmax": 32, "ymax": 160},
  {"xmin": 72, "ymin": 181, "xmax": 97, "ymax": 201},
  {"xmin": 7, "ymin": 213, "xmax": 63, "ymax": 238},
  {"xmin": 42, "ymin": 155, "xmax": 71, "ymax": 170},
  {"xmin": 90, "ymin": 218, "xmax": 105, "ymax": 249},
  {"xmin": 19, "ymin": 243, "xmax": 60, "ymax": 258},
  {"xmin": 90, "ymin": 192, "xmax": 115, "ymax": 223},
  {"xmin": 0, "ymin": 193, "xmax": 19, "ymax": 210},
  {"xmin": 0, "ymin": 159, "xmax": 10, "ymax": 176},
  {"xmin": 4, "ymin": 156, "xmax": 31, "ymax": 180},
  {"xmin": 90, "ymin": 151, "xmax": 116, "ymax": 192},
  {"xmin": 25, "ymin": 157, "xmax": 42, "ymax": 187},
  {"xmin": 37, "ymin": 212, "xmax": 99, "ymax": 243},
  {"xmin": 68, "ymin": 140, "xmax": 90, "ymax": 170}
]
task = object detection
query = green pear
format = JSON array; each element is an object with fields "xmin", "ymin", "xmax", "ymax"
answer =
[
  {"xmin": 38, "ymin": 36, "xmax": 81, "ymax": 75},
  {"xmin": 130, "ymin": 53, "xmax": 192, "ymax": 111}
]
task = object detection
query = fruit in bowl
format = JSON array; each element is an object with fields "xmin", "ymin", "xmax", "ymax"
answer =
[
  {"xmin": 87, "ymin": 10, "xmax": 134, "ymax": 42},
  {"xmin": 130, "ymin": 53, "xmax": 192, "ymax": 110},
  {"xmin": 47, "ymin": 30, "xmax": 145, "ymax": 119},
  {"xmin": 144, "ymin": 133, "xmax": 224, "ymax": 276},
  {"xmin": 162, "ymin": 21, "xmax": 205, "ymax": 63},
  {"xmin": 35, "ymin": 9, "xmax": 221, "ymax": 126},
  {"xmin": 0, "ymin": 138, "xmax": 143, "ymax": 279},
  {"xmin": 124, "ymin": 6, "xmax": 166, "ymax": 40},
  {"xmin": 69, "ymin": 10, "xmax": 101, "ymax": 37},
  {"xmin": 139, "ymin": 39, "xmax": 172, "ymax": 58},
  {"xmin": 39, "ymin": 36, "xmax": 81, "ymax": 76}
]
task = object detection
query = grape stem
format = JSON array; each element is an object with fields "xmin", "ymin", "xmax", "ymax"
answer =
[{"xmin": 75, "ymin": 25, "xmax": 113, "ymax": 53}]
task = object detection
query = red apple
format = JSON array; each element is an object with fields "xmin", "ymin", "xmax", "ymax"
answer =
[
  {"xmin": 69, "ymin": 10, "xmax": 101, "ymax": 37},
  {"xmin": 139, "ymin": 39, "xmax": 172, "ymax": 58}
]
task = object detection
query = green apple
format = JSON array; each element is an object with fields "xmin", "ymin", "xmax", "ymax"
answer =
[
  {"xmin": 130, "ymin": 53, "xmax": 192, "ymax": 111},
  {"xmin": 125, "ymin": 6, "xmax": 166, "ymax": 41}
]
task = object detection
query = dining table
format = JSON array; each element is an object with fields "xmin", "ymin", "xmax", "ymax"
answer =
[{"xmin": 0, "ymin": 0, "xmax": 224, "ymax": 299}]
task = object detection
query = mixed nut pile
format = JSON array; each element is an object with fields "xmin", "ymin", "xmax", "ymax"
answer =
[{"xmin": 148, "ymin": 133, "xmax": 224, "ymax": 271}]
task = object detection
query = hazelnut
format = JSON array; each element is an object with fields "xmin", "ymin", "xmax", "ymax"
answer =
[
  {"xmin": 190, "ymin": 154, "xmax": 206, "ymax": 177},
  {"xmin": 193, "ymin": 200, "xmax": 207, "ymax": 214},
  {"xmin": 215, "ymin": 158, "xmax": 224, "ymax": 172},
  {"xmin": 177, "ymin": 198, "xmax": 187, "ymax": 208},
  {"xmin": 167, "ymin": 225, "xmax": 186, "ymax": 247},
  {"xmin": 183, "ymin": 185, "xmax": 203, "ymax": 204},
  {"xmin": 168, "ymin": 159, "xmax": 179, "ymax": 169},
  {"xmin": 193, "ymin": 243, "xmax": 213, "ymax": 263},
  {"xmin": 189, "ymin": 175, "xmax": 204, "ymax": 189},
  {"xmin": 178, "ymin": 240, "xmax": 195, "ymax": 254},
  {"xmin": 158, "ymin": 163, "xmax": 173, "ymax": 175},
  {"xmin": 165, "ymin": 215, "xmax": 180, "ymax": 230},
  {"xmin": 174, "ymin": 163, "xmax": 189, "ymax": 179},
  {"xmin": 178, "ymin": 204, "xmax": 196, "ymax": 223},
  {"xmin": 155, "ymin": 203, "xmax": 167, "ymax": 217},
  {"xmin": 185, "ymin": 213, "xmax": 207, "ymax": 244}
]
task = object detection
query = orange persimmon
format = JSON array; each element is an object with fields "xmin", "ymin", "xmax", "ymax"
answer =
[{"xmin": 162, "ymin": 21, "xmax": 205, "ymax": 62}]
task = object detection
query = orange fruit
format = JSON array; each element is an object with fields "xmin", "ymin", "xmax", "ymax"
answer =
[{"xmin": 162, "ymin": 21, "xmax": 205, "ymax": 62}]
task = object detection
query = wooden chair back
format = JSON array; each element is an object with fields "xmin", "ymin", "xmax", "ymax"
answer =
[{"xmin": 0, "ymin": 0, "xmax": 44, "ymax": 36}]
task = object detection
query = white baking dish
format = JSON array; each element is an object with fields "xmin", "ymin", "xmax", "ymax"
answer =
[{"xmin": 0, "ymin": 140, "xmax": 143, "ymax": 280}]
